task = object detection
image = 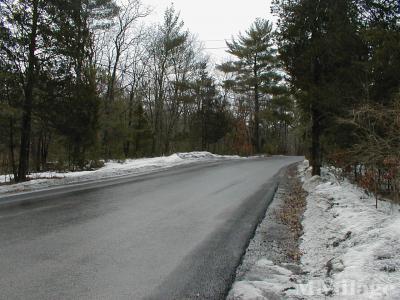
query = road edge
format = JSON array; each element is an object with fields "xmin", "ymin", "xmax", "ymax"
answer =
[
  {"xmin": 223, "ymin": 162, "xmax": 299, "ymax": 298},
  {"xmin": 146, "ymin": 162, "xmax": 295, "ymax": 300}
]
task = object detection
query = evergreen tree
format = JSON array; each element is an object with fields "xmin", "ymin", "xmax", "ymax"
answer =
[
  {"xmin": 359, "ymin": 0, "xmax": 400, "ymax": 106},
  {"xmin": 45, "ymin": 0, "xmax": 118, "ymax": 168},
  {"xmin": 191, "ymin": 64, "xmax": 232, "ymax": 151},
  {"xmin": 218, "ymin": 19, "xmax": 281, "ymax": 153},
  {"xmin": 0, "ymin": 6, "xmax": 22, "ymax": 179},
  {"xmin": 0, "ymin": 0, "xmax": 51, "ymax": 181},
  {"xmin": 273, "ymin": 0, "xmax": 365, "ymax": 175},
  {"xmin": 262, "ymin": 87, "xmax": 295, "ymax": 154}
]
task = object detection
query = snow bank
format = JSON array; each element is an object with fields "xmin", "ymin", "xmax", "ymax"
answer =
[
  {"xmin": 0, "ymin": 152, "xmax": 239, "ymax": 195},
  {"xmin": 229, "ymin": 160, "xmax": 400, "ymax": 299},
  {"xmin": 230, "ymin": 260, "xmax": 295, "ymax": 299},
  {"xmin": 297, "ymin": 161, "xmax": 400, "ymax": 299}
]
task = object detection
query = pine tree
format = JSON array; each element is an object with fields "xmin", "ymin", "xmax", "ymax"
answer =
[
  {"xmin": 273, "ymin": 0, "xmax": 365, "ymax": 175},
  {"xmin": 218, "ymin": 19, "xmax": 281, "ymax": 153},
  {"xmin": 0, "ymin": 5, "xmax": 22, "ymax": 179},
  {"xmin": 45, "ymin": 0, "xmax": 119, "ymax": 168},
  {"xmin": 359, "ymin": 0, "xmax": 400, "ymax": 106},
  {"xmin": 1, "ymin": 0, "xmax": 47, "ymax": 181},
  {"xmin": 191, "ymin": 64, "xmax": 231, "ymax": 151}
]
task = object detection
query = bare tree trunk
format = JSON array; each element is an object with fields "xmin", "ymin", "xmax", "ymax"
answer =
[
  {"xmin": 124, "ymin": 87, "xmax": 135, "ymax": 157},
  {"xmin": 36, "ymin": 130, "xmax": 50, "ymax": 171},
  {"xmin": 17, "ymin": 0, "xmax": 39, "ymax": 182},
  {"xmin": 75, "ymin": 0, "xmax": 84, "ymax": 84},
  {"xmin": 201, "ymin": 96, "xmax": 208, "ymax": 151},
  {"xmin": 42, "ymin": 132, "xmax": 50, "ymax": 170},
  {"xmin": 9, "ymin": 117, "xmax": 17, "ymax": 180},
  {"xmin": 253, "ymin": 59, "xmax": 261, "ymax": 153},
  {"xmin": 106, "ymin": 50, "xmax": 121, "ymax": 105},
  {"xmin": 153, "ymin": 74, "xmax": 164, "ymax": 155},
  {"xmin": 35, "ymin": 133, "xmax": 42, "ymax": 171},
  {"xmin": 311, "ymin": 106, "xmax": 322, "ymax": 176},
  {"xmin": 311, "ymin": 55, "xmax": 322, "ymax": 176}
]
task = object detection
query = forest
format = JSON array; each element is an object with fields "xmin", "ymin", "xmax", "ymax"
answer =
[{"xmin": 0, "ymin": 0, "xmax": 399, "ymax": 201}]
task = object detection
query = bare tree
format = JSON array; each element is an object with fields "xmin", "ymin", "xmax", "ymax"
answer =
[{"xmin": 105, "ymin": 0, "xmax": 150, "ymax": 105}]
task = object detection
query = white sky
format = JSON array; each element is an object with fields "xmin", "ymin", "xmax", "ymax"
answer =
[{"xmin": 141, "ymin": 0, "xmax": 275, "ymax": 64}]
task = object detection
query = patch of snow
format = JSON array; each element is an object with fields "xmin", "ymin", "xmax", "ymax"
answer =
[
  {"xmin": 176, "ymin": 151, "xmax": 239, "ymax": 160},
  {"xmin": 229, "ymin": 160, "xmax": 400, "ymax": 299},
  {"xmin": 229, "ymin": 260, "xmax": 295, "ymax": 300},
  {"xmin": 0, "ymin": 152, "xmax": 240, "ymax": 195},
  {"xmin": 299, "ymin": 161, "xmax": 400, "ymax": 299}
]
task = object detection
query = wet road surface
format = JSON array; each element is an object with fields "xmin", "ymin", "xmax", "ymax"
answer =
[{"xmin": 0, "ymin": 156, "xmax": 302, "ymax": 299}]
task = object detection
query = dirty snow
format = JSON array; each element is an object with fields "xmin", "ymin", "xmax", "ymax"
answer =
[
  {"xmin": 0, "ymin": 152, "xmax": 240, "ymax": 195},
  {"xmin": 229, "ymin": 160, "xmax": 400, "ymax": 299}
]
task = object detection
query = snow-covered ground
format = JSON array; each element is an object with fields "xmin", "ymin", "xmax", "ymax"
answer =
[
  {"xmin": 0, "ymin": 152, "xmax": 240, "ymax": 195},
  {"xmin": 229, "ymin": 160, "xmax": 400, "ymax": 299}
]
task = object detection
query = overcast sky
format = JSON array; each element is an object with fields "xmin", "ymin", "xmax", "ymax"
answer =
[{"xmin": 142, "ymin": 0, "xmax": 275, "ymax": 63}]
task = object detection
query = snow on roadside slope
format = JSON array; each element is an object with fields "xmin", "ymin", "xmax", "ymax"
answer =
[
  {"xmin": 296, "ymin": 161, "xmax": 400, "ymax": 299},
  {"xmin": 0, "ymin": 152, "xmax": 240, "ymax": 195},
  {"xmin": 229, "ymin": 161, "xmax": 400, "ymax": 299}
]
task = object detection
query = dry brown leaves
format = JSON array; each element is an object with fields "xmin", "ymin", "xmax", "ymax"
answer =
[{"xmin": 275, "ymin": 168, "xmax": 307, "ymax": 262}]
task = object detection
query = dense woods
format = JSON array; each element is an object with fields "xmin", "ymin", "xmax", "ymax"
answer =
[
  {"xmin": 217, "ymin": 19, "xmax": 290, "ymax": 154},
  {"xmin": 273, "ymin": 0, "xmax": 400, "ymax": 200},
  {"xmin": 0, "ymin": 0, "xmax": 296, "ymax": 182},
  {"xmin": 1, "ymin": 0, "xmax": 399, "ymax": 201}
]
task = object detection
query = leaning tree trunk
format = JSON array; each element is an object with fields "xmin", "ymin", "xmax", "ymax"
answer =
[{"xmin": 17, "ymin": 0, "xmax": 39, "ymax": 182}]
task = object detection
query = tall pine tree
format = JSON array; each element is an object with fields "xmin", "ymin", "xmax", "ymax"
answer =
[
  {"xmin": 218, "ymin": 19, "xmax": 281, "ymax": 153},
  {"xmin": 273, "ymin": 0, "xmax": 365, "ymax": 175}
]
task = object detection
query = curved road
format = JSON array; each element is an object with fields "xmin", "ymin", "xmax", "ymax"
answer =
[{"xmin": 0, "ymin": 156, "xmax": 302, "ymax": 300}]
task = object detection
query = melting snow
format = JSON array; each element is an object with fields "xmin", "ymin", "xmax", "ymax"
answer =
[
  {"xmin": 229, "ymin": 160, "xmax": 400, "ymax": 299},
  {"xmin": 0, "ymin": 152, "xmax": 239, "ymax": 195}
]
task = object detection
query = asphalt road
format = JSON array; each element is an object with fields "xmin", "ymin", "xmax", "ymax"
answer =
[{"xmin": 0, "ymin": 156, "xmax": 302, "ymax": 300}]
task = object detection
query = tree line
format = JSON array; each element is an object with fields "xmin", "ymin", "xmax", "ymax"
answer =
[
  {"xmin": 273, "ymin": 0, "xmax": 400, "ymax": 201},
  {"xmin": 2, "ymin": 0, "xmax": 397, "ymax": 198},
  {"xmin": 1, "ymin": 0, "xmax": 296, "ymax": 182}
]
